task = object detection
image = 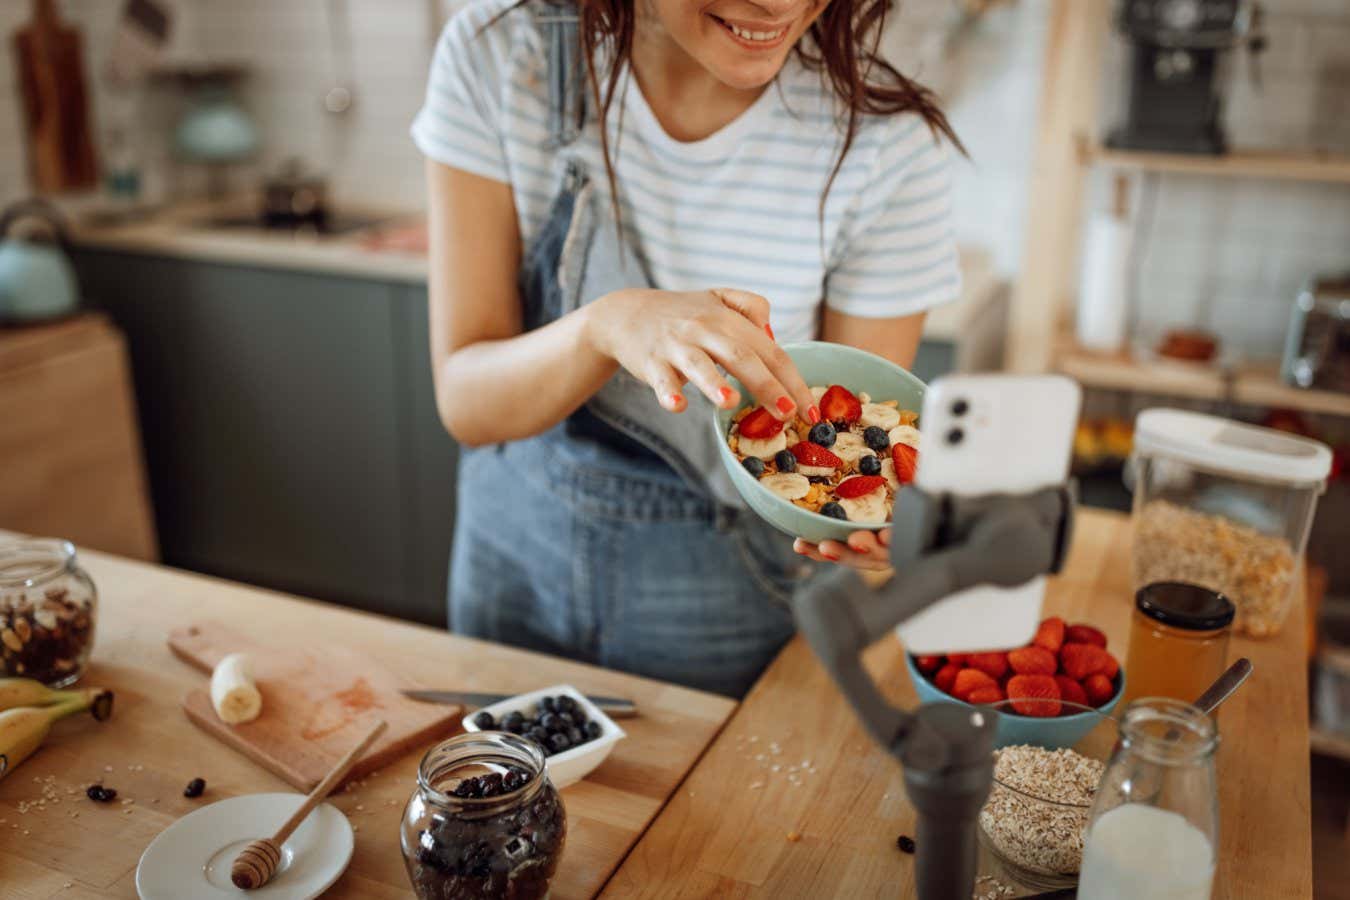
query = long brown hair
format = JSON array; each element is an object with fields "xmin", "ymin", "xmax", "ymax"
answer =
[{"xmin": 502, "ymin": 0, "xmax": 962, "ymax": 225}]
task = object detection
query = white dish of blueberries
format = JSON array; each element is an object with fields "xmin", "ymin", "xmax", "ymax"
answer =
[{"xmin": 462, "ymin": 684, "xmax": 626, "ymax": 789}]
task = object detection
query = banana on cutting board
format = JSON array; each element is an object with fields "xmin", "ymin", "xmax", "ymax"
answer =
[{"xmin": 211, "ymin": 652, "xmax": 263, "ymax": 724}]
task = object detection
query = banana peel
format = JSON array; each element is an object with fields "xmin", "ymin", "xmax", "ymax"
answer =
[{"xmin": 0, "ymin": 687, "xmax": 114, "ymax": 781}]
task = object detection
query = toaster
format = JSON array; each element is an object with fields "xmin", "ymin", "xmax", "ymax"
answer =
[{"xmin": 1283, "ymin": 275, "xmax": 1350, "ymax": 393}]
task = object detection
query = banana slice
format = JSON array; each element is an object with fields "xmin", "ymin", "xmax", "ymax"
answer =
[
  {"xmin": 798, "ymin": 464, "xmax": 835, "ymax": 477},
  {"xmin": 760, "ymin": 472, "xmax": 810, "ymax": 501},
  {"xmin": 210, "ymin": 652, "xmax": 263, "ymax": 725},
  {"xmin": 859, "ymin": 391, "xmax": 872, "ymax": 404},
  {"xmin": 738, "ymin": 430, "xmax": 787, "ymax": 460},
  {"xmin": 888, "ymin": 424, "xmax": 921, "ymax": 450},
  {"xmin": 860, "ymin": 403, "xmax": 901, "ymax": 430},
  {"xmin": 832, "ymin": 431, "xmax": 868, "ymax": 465},
  {"xmin": 881, "ymin": 457, "xmax": 900, "ymax": 491},
  {"xmin": 839, "ymin": 484, "xmax": 889, "ymax": 523}
]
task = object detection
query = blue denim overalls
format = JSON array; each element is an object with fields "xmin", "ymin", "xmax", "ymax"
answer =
[{"xmin": 447, "ymin": 1, "xmax": 811, "ymax": 697}]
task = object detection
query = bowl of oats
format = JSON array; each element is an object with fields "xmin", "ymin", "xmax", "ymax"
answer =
[
  {"xmin": 977, "ymin": 699, "xmax": 1118, "ymax": 891},
  {"xmin": 712, "ymin": 341, "xmax": 927, "ymax": 544}
]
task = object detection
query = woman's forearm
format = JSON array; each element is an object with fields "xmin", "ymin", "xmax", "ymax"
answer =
[{"xmin": 434, "ymin": 303, "xmax": 617, "ymax": 447}]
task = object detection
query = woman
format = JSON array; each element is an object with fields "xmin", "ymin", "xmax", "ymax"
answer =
[{"xmin": 412, "ymin": 0, "xmax": 960, "ymax": 696}]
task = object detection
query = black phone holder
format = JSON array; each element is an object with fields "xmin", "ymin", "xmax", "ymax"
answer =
[{"xmin": 792, "ymin": 481, "xmax": 1076, "ymax": 900}]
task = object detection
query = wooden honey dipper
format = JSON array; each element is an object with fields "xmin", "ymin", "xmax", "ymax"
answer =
[{"xmin": 230, "ymin": 719, "xmax": 387, "ymax": 890}]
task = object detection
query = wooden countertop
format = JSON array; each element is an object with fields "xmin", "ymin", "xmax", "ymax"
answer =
[
  {"xmin": 0, "ymin": 538, "xmax": 735, "ymax": 898},
  {"xmin": 606, "ymin": 509, "xmax": 1314, "ymax": 899}
]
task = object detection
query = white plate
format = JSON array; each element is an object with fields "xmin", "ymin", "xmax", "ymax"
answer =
[{"xmin": 136, "ymin": 793, "xmax": 354, "ymax": 900}]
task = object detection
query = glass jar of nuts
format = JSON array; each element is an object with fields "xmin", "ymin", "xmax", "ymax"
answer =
[{"xmin": 0, "ymin": 539, "xmax": 97, "ymax": 687}]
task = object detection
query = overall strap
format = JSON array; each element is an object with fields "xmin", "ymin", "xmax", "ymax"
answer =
[{"xmin": 533, "ymin": 0, "xmax": 586, "ymax": 148}]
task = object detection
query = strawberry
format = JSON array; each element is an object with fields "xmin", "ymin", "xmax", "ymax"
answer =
[
  {"xmin": 891, "ymin": 443, "xmax": 918, "ymax": 485},
  {"xmin": 1101, "ymin": 651, "xmax": 1120, "ymax": 680},
  {"xmin": 1032, "ymin": 617, "xmax": 1066, "ymax": 654},
  {"xmin": 738, "ymin": 406, "xmax": 785, "ymax": 439},
  {"xmin": 945, "ymin": 653, "xmax": 969, "ymax": 667},
  {"xmin": 967, "ymin": 686, "xmax": 1006, "ymax": 705},
  {"xmin": 1065, "ymin": 624, "xmax": 1107, "ymax": 648},
  {"xmin": 953, "ymin": 668, "xmax": 998, "ymax": 702},
  {"xmin": 933, "ymin": 663, "xmax": 961, "ymax": 695},
  {"xmin": 1007, "ymin": 646, "xmax": 1057, "ymax": 676},
  {"xmin": 820, "ymin": 385, "xmax": 862, "ymax": 424},
  {"xmin": 836, "ymin": 475, "xmax": 886, "ymax": 499},
  {"xmin": 1083, "ymin": 673, "xmax": 1116, "ymax": 707},
  {"xmin": 1006, "ymin": 674, "xmax": 1062, "ymax": 717},
  {"xmin": 915, "ymin": 655, "xmax": 943, "ymax": 675},
  {"xmin": 1054, "ymin": 675, "xmax": 1089, "ymax": 708},
  {"xmin": 789, "ymin": 441, "xmax": 843, "ymax": 469},
  {"xmin": 967, "ymin": 652, "xmax": 1009, "ymax": 680},
  {"xmin": 1060, "ymin": 642, "xmax": 1112, "ymax": 681}
]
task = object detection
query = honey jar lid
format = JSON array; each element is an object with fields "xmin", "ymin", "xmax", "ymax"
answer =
[{"xmin": 1136, "ymin": 582, "xmax": 1235, "ymax": 631}]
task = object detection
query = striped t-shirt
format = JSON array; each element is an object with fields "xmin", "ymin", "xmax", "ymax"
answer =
[{"xmin": 411, "ymin": 0, "xmax": 961, "ymax": 343}]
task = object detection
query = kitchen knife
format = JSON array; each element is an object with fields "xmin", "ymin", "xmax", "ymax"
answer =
[{"xmin": 402, "ymin": 690, "xmax": 637, "ymax": 718}]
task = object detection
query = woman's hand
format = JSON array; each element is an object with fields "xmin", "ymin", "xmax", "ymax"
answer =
[
  {"xmin": 794, "ymin": 528, "xmax": 893, "ymax": 571},
  {"xmin": 583, "ymin": 288, "xmax": 818, "ymax": 421}
]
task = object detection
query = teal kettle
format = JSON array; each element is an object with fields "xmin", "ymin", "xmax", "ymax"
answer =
[{"xmin": 0, "ymin": 199, "xmax": 80, "ymax": 323}]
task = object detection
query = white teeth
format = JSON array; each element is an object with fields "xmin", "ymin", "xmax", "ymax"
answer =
[{"xmin": 727, "ymin": 21, "xmax": 784, "ymax": 41}]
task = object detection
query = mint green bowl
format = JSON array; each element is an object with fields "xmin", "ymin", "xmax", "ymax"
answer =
[{"xmin": 711, "ymin": 341, "xmax": 927, "ymax": 544}]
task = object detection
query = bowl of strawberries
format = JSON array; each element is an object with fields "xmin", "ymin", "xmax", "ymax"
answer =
[{"xmin": 903, "ymin": 616, "xmax": 1125, "ymax": 748}]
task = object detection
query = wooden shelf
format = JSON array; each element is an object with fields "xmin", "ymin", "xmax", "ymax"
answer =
[
  {"xmin": 1084, "ymin": 143, "xmax": 1350, "ymax": 185},
  {"xmin": 1054, "ymin": 339, "xmax": 1350, "ymax": 417}
]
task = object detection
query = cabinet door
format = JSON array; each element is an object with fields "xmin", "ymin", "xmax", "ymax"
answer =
[
  {"xmin": 392, "ymin": 285, "xmax": 459, "ymax": 627},
  {"xmin": 75, "ymin": 250, "xmax": 411, "ymax": 615}
]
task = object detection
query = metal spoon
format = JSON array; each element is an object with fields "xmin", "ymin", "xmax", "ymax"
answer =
[{"xmin": 1191, "ymin": 657, "xmax": 1253, "ymax": 718}]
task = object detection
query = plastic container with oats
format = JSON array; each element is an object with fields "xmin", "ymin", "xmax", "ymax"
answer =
[{"xmin": 1127, "ymin": 409, "xmax": 1332, "ymax": 638}]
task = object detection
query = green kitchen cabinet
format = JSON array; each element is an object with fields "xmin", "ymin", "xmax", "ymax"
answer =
[{"xmin": 71, "ymin": 250, "xmax": 458, "ymax": 626}]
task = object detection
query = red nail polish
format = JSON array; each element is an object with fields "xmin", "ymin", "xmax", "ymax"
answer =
[
  {"xmin": 668, "ymin": 393, "xmax": 684, "ymax": 410},
  {"xmin": 776, "ymin": 396, "xmax": 793, "ymax": 415},
  {"xmin": 719, "ymin": 386, "xmax": 734, "ymax": 405},
  {"xmin": 765, "ymin": 323, "xmax": 775, "ymax": 341},
  {"xmin": 808, "ymin": 405, "xmax": 821, "ymax": 424},
  {"xmin": 822, "ymin": 552, "xmax": 841, "ymax": 562}
]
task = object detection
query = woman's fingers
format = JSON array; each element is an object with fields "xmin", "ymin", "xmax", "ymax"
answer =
[
  {"xmin": 699, "ymin": 330, "xmax": 798, "ymax": 420},
  {"xmin": 793, "ymin": 535, "xmax": 892, "ymax": 571},
  {"xmin": 646, "ymin": 360, "xmax": 687, "ymax": 413},
  {"xmin": 723, "ymin": 313, "xmax": 817, "ymax": 420},
  {"xmin": 710, "ymin": 288, "xmax": 771, "ymax": 329},
  {"xmin": 671, "ymin": 345, "xmax": 740, "ymax": 409}
]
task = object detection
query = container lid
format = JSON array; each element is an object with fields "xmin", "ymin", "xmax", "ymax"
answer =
[
  {"xmin": 1133, "ymin": 409, "xmax": 1332, "ymax": 487},
  {"xmin": 1136, "ymin": 582, "xmax": 1235, "ymax": 631}
]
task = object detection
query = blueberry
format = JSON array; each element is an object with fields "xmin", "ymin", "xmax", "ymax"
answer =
[
  {"xmin": 472, "ymin": 711, "xmax": 495, "ymax": 730},
  {"xmin": 774, "ymin": 449, "xmax": 796, "ymax": 472},
  {"xmin": 821, "ymin": 502, "xmax": 848, "ymax": 520},
  {"xmin": 540, "ymin": 696, "xmax": 557, "ymax": 714},
  {"xmin": 539, "ymin": 712, "xmax": 565, "ymax": 733},
  {"xmin": 566, "ymin": 725, "xmax": 584, "ymax": 745},
  {"xmin": 897, "ymin": 834, "xmax": 916, "ymax": 854},
  {"xmin": 808, "ymin": 421, "xmax": 836, "ymax": 447},
  {"xmin": 503, "ymin": 711, "xmax": 526, "ymax": 734},
  {"xmin": 859, "ymin": 454, "xmax": 882, "ymax": 476},
  {"xmin": 547, "ymin": 732, "xmax": 572, "ymax": 754},
  {"xmin": 584, "ymin": 720, "xmax": 603, "ymax": 740},
  {"xmin": 564, "ymin": 709, "xmax": 586, "ymax": 728},
  {"xmin": 556, "ymin": 695, "xmax": 578, "ymax": 714},
  {"xmin": 742, "ymin": 456, "xmax": 766, "ymax": 477},
  {"xmin": 863, "ymin": 425, "xmax": 890, "ymax": 452},
  {"xmin": 527, "ymin": 725, "xmax": 550, "ymax": 744},
  {"xmin": 86, "ymin": 784, "xmax": 115, "ymax": 802},
  {"xmin": 183, "ymin": 777, "xmax": 206, "ymax": 799}
]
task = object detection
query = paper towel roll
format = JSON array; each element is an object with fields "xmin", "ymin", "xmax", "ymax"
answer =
[{"xmin": 1076, "ymin": 213, "xmax": 1133, "ymax": 351}]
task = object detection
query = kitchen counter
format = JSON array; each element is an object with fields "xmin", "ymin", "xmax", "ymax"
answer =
[
  {"xmin": 0, "ymin": 532, "xmax": 735, "ymax": 898},
  {"xmin": 67, "ymin": 200, "xmax": 1003, "ymax": 342},
  {"xmin": 607, "ymin": 509, "xmax": 1314, "ymax": 899}
]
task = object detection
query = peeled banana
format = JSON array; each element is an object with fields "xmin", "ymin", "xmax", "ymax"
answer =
[
  {"xmin": 0, "ymin": 677, "xmax": 89, "ymax": 712},
  {"xmin": 210, "ymin": 652, "xmax": 262, "ymax": 724},
  {"xmin": 0, "ymin": 688, "xmax": 113, "ymax": 781}
]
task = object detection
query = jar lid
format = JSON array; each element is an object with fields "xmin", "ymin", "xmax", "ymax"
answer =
[
  {"xmin": 1133, "ymin": 409, "xmax": 1332, "ymax": 487},
  {"xmin": 1136, "ymin": 582, "xmax": 1235, "ymax": 631}
]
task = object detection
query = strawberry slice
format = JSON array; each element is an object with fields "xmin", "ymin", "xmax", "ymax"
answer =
[
  {"xmin": 789, "ymin": 441, "xmax": 842, "ymax": 468},
  {"xmin": 891, "ymin": 443, "xmax": 917, "ymax": 484},
  {"xmin": 835, "ymin": 475, "xmax": 886, "ymax": 499},
  {"xmin": 738, "ymin": 406, "xmax": 785, "ymax": 439},
  {"xmin": 819, "ymin": 385, "xmax": 862, "ymax": 424}
]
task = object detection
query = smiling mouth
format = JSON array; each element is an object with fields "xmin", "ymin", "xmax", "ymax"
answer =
[{"xmin": 711, "ymin": 15, "xmax": 789, "ymax": 46}]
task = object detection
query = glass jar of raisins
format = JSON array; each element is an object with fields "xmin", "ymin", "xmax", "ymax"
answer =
[
  {"xmin": 401, "ymin": 731, "xmax": 567, "ymax": 900},
  {"xmin": 0, "ymin": 539, "xmax": 98, "ymax": 687}
]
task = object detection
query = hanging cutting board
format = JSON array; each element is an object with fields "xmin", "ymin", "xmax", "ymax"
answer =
[
  {"xmin": 167, "ymin": 622, "xmax": 462, "ymax": 792},
  {"xmin": 13, "ymin": 0, "xmax": 99, "ymax": 192}
]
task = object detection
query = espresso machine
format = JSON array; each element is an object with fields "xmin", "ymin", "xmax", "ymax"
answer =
[{"xmin": 1107, "ymin": 0, "xmax": 1264, "ymax": 154}]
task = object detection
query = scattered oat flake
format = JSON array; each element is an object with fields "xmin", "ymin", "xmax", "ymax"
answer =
[
  {"xmin": 786, "ymin": 830, "xmax": 801, "ymax": 842},
  {"xmin": 104, "ymin": 766, "xmax": 113, "ymax": 772},
  {"xmin": 749, "ymin": 781, "xmax": 764, "ymax": 790}
]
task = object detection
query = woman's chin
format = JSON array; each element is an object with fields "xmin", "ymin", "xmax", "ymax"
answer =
[{"xmin": 707, "ymin": 57, "xmax": 789, "ymax": 93}]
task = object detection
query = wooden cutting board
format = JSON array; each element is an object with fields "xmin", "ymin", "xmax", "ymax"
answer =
[
  {"xmin": 13, "ymin": 0, "xmax": 99, "ymax": 192},
  {"xmin": 168, "ymin": 622, "xmax": 461, "ymax": 791}
]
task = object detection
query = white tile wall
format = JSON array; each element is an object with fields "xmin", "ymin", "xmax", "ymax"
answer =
[{"xmin": 1, "ymin": 0, "xmax": 1346, "ymax": 361}]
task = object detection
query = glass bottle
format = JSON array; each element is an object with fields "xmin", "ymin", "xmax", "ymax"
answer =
[
  {"xmin": 1079, "ymin": 698, "xmax": 1219, "ymax": 900},
  {"xmin": 0, "ymin": 539, "xmax": 98, "ymax": 687},
  {"xmin": 1123, "ymin": 582, "xmax": 1234, "ymax": 706},
  {"xmin": 401, "ymin": 731, "xmax": 566, "ymax": 900}
]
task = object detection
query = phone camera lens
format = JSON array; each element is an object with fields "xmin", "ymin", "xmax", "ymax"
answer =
[
  {"xmin": 946, "ymin": 428, "xmax": 965, "ymax": 446},
  {"xmin": 951, "ymin": 399, "xmax": 970, "ymax": 417}
]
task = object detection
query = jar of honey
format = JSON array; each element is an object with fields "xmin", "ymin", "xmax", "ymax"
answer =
[{"xmin": 1123, "ymin": 582, "xmax": 1234, "ymax": 705}]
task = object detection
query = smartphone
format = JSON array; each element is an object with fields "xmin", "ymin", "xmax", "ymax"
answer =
[{"xmin": 895, "ymin": 374, "xmax": 1082, "ymax": 655}]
